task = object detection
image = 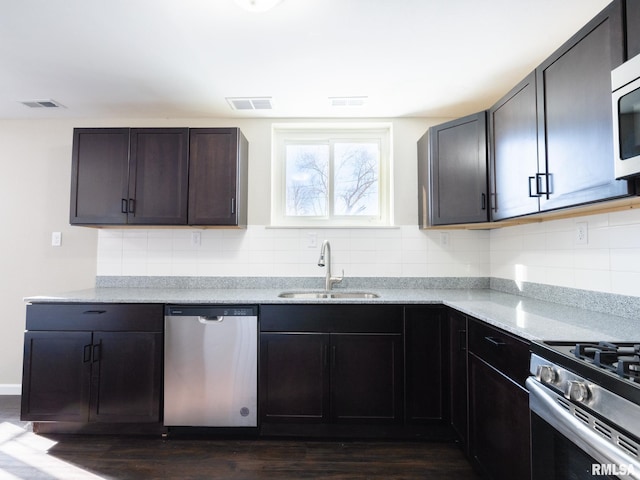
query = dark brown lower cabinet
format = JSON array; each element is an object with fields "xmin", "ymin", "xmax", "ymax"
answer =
[
  {"xmin": 448, "ymin": 309, "xmax": 468, "ymax": 451},
  {"xmin": 259, "ymin": 304, "xmax": 457, "ymax": 439},
  {"xmin": 259, "ymin": 331, "xmax": 402, "ymax": 426},
  {"xmin": 21, "ymin": 331, "xmax": 92, "ymax": 422},
  {"xmin": 404, "ymin": 306, "xmax": 448, "ymax": 425},
  {"xmin": 468, "ymin": 318, "xmax": 531, "ymax": 480},
  {"xmin": 21, "ymin": 304, "xmax": 163, "ymax": 429},
  {"xmin": 331, "ymin": 333, "xmax": 402, "ymax": 423},
  {"xmin": 259, "ymin": 304, "xmax": 404, "ymax": 434},
  {"xmin": 469, "ymin": 357, "xmax": 530, "ymax": 480},
  {"xmin": 260, "ymin": 333, "xmax": 329, "ymax": 423}
]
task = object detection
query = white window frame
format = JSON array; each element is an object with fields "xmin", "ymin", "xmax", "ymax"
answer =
[{"xmin": 271, "ymin": 123, "xmax": 393, "ymax": 227}]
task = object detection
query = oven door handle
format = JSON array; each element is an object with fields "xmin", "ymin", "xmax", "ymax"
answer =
[{"xmin": 527, "ymin": 377, "xmax": 640, "ymax": 479}]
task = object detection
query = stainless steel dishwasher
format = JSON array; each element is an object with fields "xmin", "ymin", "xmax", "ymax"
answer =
[{"xmin": 164, "ymin": 305, "xmax": 258, "ymax": 427}]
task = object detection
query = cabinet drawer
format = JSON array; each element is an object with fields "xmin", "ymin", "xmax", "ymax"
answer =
[
  {"xmin": 26, "ymin": 303, "xmax": 163, "ymax": 331},
  {"xmin": 260, "ymin": 304, "xmax": 403, "ymax": 333},
  {"xmin": 468, "ymin": 319, "xmax": 530, "ymax": 387}
]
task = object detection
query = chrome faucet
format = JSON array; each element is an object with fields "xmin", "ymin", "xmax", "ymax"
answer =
[{"xmin": 317, "ymin": 240, "xmax": 344, "ymax": 291}]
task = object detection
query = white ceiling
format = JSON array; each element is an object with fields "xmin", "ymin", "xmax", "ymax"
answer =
[{"xmin": 0, "ymin": 0, "xmax": 612, "ymax": 120}]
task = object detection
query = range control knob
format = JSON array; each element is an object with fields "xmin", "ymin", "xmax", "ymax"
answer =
[
  {"xmin": 565, "ymin": 381, "xmax": 590, "ymax": 402},
  {"xmin": 536, "ymin": 365, "xmax": 557, "ymax": 384}
]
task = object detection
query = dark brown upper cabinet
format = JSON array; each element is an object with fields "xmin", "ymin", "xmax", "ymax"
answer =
[
  {"xmin": 418, "ymin": 112, "xmax": 489, "ymax": 226},
  {"xmin": 70, "ymin": 128, "xmax": 130, "ymax": 225},
  {"xmin": 489, "ymin": 72, "xmax": 540, "ymax": 221},
  {"xmin": 626, "ymin": 0, "xmax": 640, "ymax": 60},
  {"xmin": 442, "ymin": 1, "xmax": 640, "ymax": 226},
  {"xmin": 70, "ymin": 128, "xmax": 189, "ymax": 225},
  {"xmin": 70, "ymin": 127, "xmax": 248, "ymax": 227},
  {"xmin": 535, "ymin": 0, "xmax": 634, "ymax": 211},
  {"xmin": 188, "ymin": 128, "xmax": 248, "ymax": 227},
  {"xmin": 129, "ymin": 128, "xmax": 189, "ymax": 225}
]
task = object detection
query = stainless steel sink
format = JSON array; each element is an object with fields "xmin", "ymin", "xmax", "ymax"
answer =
[
  {"xmin": 329, "ymin": 292, "xmax": 379, "ymax": 299},
  {"xmin": 278, "ymin": 291, "xmax": 379, "ymax": 299}
]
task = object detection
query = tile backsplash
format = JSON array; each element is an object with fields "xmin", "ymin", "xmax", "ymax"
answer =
[
  {"xmin": 97, "ymin": 226, "xmax": 490, "ymax": 279},
  {"xmin": 490, "ymin": 208, "xmax": 640, "ymax": 298},
  {"xmin": 96, "ymin": 207, "xmax": 640, "ymax": 299}
]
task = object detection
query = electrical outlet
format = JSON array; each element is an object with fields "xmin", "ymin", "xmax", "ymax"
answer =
[
  {"xmin": 440, "ymin": 232, "xmax": 451, "ymax": 248},
  {"xmin": 575, "ymin": 222, "xmax": 588, "ymax": 245},
  {"xmin": 51, "ymin": 231, "xmax": 62, "ymax": 247},
  {"xmin": 191, "ymin": 231, "xmax": 201, "ymax": 247},
  {"xmin": 307, "ymin": 232, "xmax": 318, "ymax": 248}
]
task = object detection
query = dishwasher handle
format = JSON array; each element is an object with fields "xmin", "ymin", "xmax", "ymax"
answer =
[{"xmin": 198, "ymin": 315, "xmax": 225, "ymax": 324}]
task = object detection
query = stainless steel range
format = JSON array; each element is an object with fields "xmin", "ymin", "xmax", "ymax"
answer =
[{"xmin": 527, "ymin": 341, "xmax": 640, "ymax": 479}]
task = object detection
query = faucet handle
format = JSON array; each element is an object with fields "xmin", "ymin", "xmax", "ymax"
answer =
[{"xmin": 332, "ymin": 269, "xmax": 344, "ymax": 285}]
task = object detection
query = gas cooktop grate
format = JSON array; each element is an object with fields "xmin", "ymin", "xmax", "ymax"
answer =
[{"xmin": 572, "ymin": 342, "xmax": 640, "ymax": 382}]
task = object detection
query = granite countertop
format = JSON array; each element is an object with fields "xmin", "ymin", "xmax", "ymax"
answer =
[{"xmin": 24, "ymin": 286, "xmax": 639, "ymax": 343}]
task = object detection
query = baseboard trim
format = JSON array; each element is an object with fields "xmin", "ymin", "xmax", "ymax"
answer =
[{"xmin": 0, "ymin": 384, "xmax": 21, "ymax": 395}]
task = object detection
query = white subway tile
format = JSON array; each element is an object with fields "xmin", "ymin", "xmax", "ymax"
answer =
[
  {"xmin": 611, "ymin": 271, "xmax": 640, "ymax": 297},
  {"xmin": 122, "ymin": 262, "xmax": 148, "ymax": 276},
  {"xmin": 610, "ymin": 249, "xmax": 640, "ymax": 273},
  {"xmin": 544, "ymin": 267, "xmax": 574, "ymax": 288},
  {"xmin": 574, "ymin": 249, "xmax": 610, "ymax": 270},
  {"xmin": 609, "ymin": 224, "xmax": 640, "ymax": 249},
  {"xmin": 574, "ymin": 269, "xmax": 611, "ymax": 293}
]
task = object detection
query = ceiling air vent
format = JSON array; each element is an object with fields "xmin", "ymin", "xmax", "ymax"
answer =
[
  {"xmin": 226, "ymin": 97, "xmax": 273, "ymax": 111},
  {"xmin": 21, "ymin": 99, "xmax": 65, "ymax": 109},
  {"xmin": 329, "ymin": 96, "xmax": 367, "ymax": 107}
]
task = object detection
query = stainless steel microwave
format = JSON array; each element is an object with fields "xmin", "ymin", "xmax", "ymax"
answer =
[{"xmin": 612, "ymin": 53, "xmax": 640, "ymax": 179}]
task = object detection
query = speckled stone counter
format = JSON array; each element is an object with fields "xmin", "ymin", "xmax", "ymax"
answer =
[{"xmin": 24, "ymin": 277, "xmax": 639, "ymax": 344}]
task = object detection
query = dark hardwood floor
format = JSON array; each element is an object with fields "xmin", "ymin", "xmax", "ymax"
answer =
[{"xmin": 0, "ymin": 396, "xmax": 480, "ymax": 479}]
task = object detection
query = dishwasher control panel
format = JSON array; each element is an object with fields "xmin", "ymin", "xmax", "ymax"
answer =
[{"xmin": 165, "ymin": 305, "xmax": 258, "ymax": 317}]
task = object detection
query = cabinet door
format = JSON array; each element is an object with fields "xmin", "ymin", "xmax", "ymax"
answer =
[
  {"xmin": 489, "ymin": 72, "xmax": 540, "ymax": 220},
  {"xmin": 188, "ymin": 128, "xmax": 248, "ymax": 226},
  {"xmin": 70, "ymin": 128, "xmax": 129, "ymax": 225},
  {"xmin": 626, "ymin": 0, "xmax": 640, "ymax": 60},
  {"xmin": 468, "ymin": 355, "xmax": 531, "ymax": 480},
  {"xmin": 448, "ymin": 310, "xmax": 468, "ymax": 450},
  {"xmin": 330, "ymin": 334, "xmax": 402, "ymax": 424},
  {"xmin": 128, "ymin": 128, "xmax": 189, "ymax": 225},
  {"xmin": 536, "ymin": 1, "xmax": 633, "ymax": 211},
  {"xmin": 90, "ymin": 331, "xmax": 162, "ymax": 423},
  {"xmin": 405, "ymin": 307, "xmax": 447, "ymax": 424},
  {"xmin": 426, "ymin": 112, "xmax": 488, "ymax": 225},
  {"xmin": 21, "ymin": 331, "xmax": 92, "ymax": 422},
  {"xmin": 259, "ymin": 333, "xmax": 329, "ymax": 423}
]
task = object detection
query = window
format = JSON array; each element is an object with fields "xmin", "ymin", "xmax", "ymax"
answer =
[{"xmin": 272, "ymin": 124, "xmax": 392, "ymax": 227}]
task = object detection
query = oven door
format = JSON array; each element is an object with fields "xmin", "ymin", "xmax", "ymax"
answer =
[{"xmin": 527, "ymin": 378, "xmax": 640, "ymax": 480}]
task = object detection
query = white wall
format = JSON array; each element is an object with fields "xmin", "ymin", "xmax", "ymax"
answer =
[{"xmin": 0, "ymin": 120, "xmax": 98, "ymax": 388}]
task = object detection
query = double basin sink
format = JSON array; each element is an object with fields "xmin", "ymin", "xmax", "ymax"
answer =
[{"xmin": 278, "ymin": 291, "xmax": 379, "ymax": 299}]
